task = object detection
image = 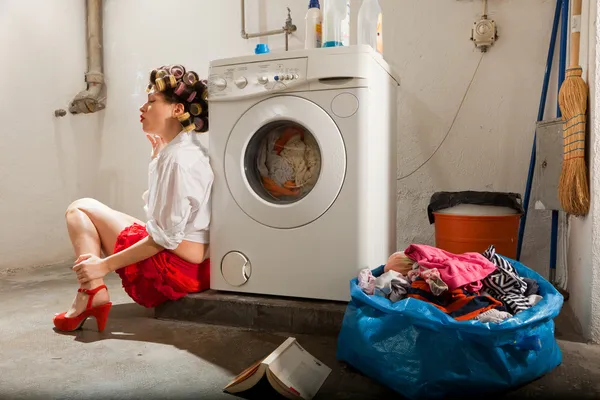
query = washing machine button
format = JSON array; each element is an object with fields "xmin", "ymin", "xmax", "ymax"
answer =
[
  {"xmin": 221, "ymin": 251, "xmax": 252, "ymax": 287},
  {"xmin": 234, "ymin": 77, "xmax": 248, "ymax": 89},
  {"xmin": 213, "ymin": 77, "xmax": 228, "ymax": 91}
]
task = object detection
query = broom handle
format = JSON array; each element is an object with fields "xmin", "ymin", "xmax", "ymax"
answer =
[{"xmin": 570, "ymin": 0, "xmax": 582, "ymax": 67}]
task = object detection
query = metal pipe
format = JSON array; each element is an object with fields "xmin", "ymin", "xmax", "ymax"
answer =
[
  {"xmin": 69, "ymin": 0, "xmax": 105, "ymax": 114},
  {"xmin": 550, "ymin": 0, "xmax": 570, "ymax": 286},
  {"xmin": 240, "ymin": 0, "xmax": 296, "ymax": 50}
]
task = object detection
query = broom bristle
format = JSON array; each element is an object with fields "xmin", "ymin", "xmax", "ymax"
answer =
[
  {"xmin": 558, "ymin": 67, "xmax": 590, "ymax": 216},
  {"xmin": 559, "ymin": 158, "xmax": 589, "ymax": 216},
  {"xmin": 558, "ymin": 68, "xmax": 588, "ymax": 116}
]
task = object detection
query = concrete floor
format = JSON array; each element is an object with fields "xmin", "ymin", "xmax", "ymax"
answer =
[{"xmin": 2, "ymin": 264, "xmax": 600, "ymax": 400}]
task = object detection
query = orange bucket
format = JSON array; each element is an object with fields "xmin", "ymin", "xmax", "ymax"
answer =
[{"xmin": 433, "ymin": 209, "xmax": 521, "ymax": 259}]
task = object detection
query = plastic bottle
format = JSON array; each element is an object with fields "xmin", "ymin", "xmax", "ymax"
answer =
[
  {"xmin": 376, "ymin": 12, "xmax": 383, "ymax": 54},
  {"xmin": 357, "ymin": 0, "xmax": 383, "ymax": 53},
  {"xmin": 341, "ymin": 0, "xmax": 350, "ymax": 46},
  {"xmin": 304, "ymin": 0, "xmax": 323, "ymax": 49},
  {"xmin": 322, "ymin": 0, "xmax": 350, "ymax": 48}
]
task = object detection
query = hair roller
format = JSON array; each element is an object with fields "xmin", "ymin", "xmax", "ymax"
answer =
[
  {"xmin": 166, "ymin": 75, "xmax": 177, "ymax": 89},
  {"xmin": 193, "ymin": 117, "xmax": 205, "ymax": 132},
  {"xmin": 178, "ymin": 111, "xmax": 196, "ymax": 132},
  {"xmin": 175, "ymin": 82, "xmax": 187, "ymax": 96},
  {"xmin": 182, "ymin": 121, "xmax": 196, "ymax": 132},
  {"xmin": 201, "ymin": 88, "xmax": 209, "ymax": 101},
  {"xmin": 190, "ymin": 103, "xmax": 203, "ymax": 116},
  {"xmin": 169, "ymin": 65, "xmax": 186, "ymax": 79},
  {"xmin": 187, "ymin": 91, "xmax": 197, "ymax": 102},
  {"xmin": 195, "ymin": 117, "xmax": 209, "ymax": 133},
  {"xmin": 155, "ymin": 77, "xmax": 167, "ymax": 92},
  {"xmin": 177, "ymin": 112, "xmax": 191, "ymax": 122},
  {"xmin": 156, "ymin": 69, "xmax": 168, "ymax": 79},
  {"xmin": 149, "ymin": 69, "xmax": 159, "ymax": 83},
  {"xmin": 193, "ymin": 80, "xmax": 204, "ymax": 92},
  {"xmin": 145, "ymin": 83, "xmax": 153, "ymax": 93},
  {"xmin": 183, "ymin": 71, "xmax": 199, "ymax": 86}
]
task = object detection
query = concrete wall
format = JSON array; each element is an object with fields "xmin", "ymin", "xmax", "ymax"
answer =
[
  {"xmin": 567, "ymin": 0, "xmax": 599, "ymax": 343},
  {"xmin": 0, "ymin": 0, "xmax": 560, "ymax": 281},
  {"xmin": 385, "ymin": 0, "xmax": 557, "ymax": 275},
  {"xmin": 0, "ymin": 0, "xmax": 93, "ymax": 270}
]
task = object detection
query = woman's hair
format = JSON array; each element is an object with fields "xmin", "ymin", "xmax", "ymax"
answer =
[{"xmin": 147, "ymin": 64, "xmax": 209, "ymax": 133}]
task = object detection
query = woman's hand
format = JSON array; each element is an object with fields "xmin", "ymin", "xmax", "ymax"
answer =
[
  {"xmin": 146, "ymin": 134, "xmax": 165, "ymax": 159},
  {"xmin": 72, "ymin": 254, "xmax": 111, "ymax": 284}
]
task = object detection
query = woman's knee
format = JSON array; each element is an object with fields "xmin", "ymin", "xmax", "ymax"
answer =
[{"xmin": 65, "ymin": 198, "xmax": 106, "ymax": 217}]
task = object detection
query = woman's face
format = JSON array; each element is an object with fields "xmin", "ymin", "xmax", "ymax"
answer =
[{"xmin": 139, "ymin": 90, "xmax": 177, "ymax": 135}]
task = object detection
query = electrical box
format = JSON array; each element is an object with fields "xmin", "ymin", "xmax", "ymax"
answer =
[
  {"xmin": 533, "ymin": 118, "xmax": 564, "ymax": 212},
  {"xmin": 471, "ymin": 18, "xmax": 497, "ymax": 52}
]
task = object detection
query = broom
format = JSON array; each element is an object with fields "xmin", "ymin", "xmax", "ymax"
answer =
[{"xmin": 558, "ymin": 0, "xmax": 590, "ymax": 216}]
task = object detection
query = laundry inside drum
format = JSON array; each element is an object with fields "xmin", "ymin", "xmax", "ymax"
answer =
[{"xmin": 244, "ymin": 121, "xmax": 322, "ymax": 204}]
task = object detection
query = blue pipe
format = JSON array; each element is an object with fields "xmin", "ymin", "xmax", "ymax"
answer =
[
  {"xmin": 517, "ymin": 0, "xmax": 563, "ymax": 261},
  {"xmin": 550, "ymin": 0, "xmax": 569, "ymax": 278}
]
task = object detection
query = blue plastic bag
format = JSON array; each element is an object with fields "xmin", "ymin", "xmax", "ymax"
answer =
[{"xmin": 336, "ymin": 257, "xmax": 564, "ymax": 399}]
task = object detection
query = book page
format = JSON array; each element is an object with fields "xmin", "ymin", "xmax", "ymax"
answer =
[
  {"xmin": 268, "ymin": 341, "xmax": 332, "ymax": 400},
  {"xmin": 224, "ymin": 360, "xmax": 266, "ymax": 394}
]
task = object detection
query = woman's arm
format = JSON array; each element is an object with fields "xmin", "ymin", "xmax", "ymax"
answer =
[
  {"xmin": 73, "ymin": 236, "xmax": 168, "ymax": 284},
  {"xmin": 105, "ymin": 236, "xmax": 164, "ymax": 272}
]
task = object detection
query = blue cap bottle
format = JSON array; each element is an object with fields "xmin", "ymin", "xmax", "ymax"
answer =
[{"xmin": 309, "ymin": 0, "xmax": 320, "ymax": 8}]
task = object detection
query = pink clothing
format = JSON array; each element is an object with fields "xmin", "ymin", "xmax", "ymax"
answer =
[{"xmin": 404, "ymin": 244, "xmax": 497, "ymax": 292}]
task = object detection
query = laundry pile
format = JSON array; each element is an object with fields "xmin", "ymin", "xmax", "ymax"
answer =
[
  {"xmin": 357, "ymin": 244, "xmax": 543, "ymax": 323},
  {"xmin": 256, "ymin": 125, "xmax": 321, "ymax": 200}
]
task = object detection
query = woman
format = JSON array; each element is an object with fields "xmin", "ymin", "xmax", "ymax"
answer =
[{"xmin": 53, "ymin": 64, "xmax": 213, "ymax": 332}]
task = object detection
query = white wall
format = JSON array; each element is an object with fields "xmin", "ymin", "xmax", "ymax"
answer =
[
  {"xmin": 0, "ymin": 0, "xmax": 96, "ymax": 271},
  {"xmin": 383, "ymin": 0, "xmax": 557, "ymax": 275},
  {"xmin": 0, "ymin": 0, "xmax": 562, "ymax": 283},
  {"xmin": 568, "ymin": 0, "xmax": 599, "ymax": 343},
  {"xmin": 97, "ymin": 0, "xmax": 308, "ymax": 219}
]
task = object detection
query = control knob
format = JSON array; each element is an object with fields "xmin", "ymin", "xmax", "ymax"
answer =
[
  {"xmin": 212, "ymin": 77, "xmax": 227, "ymax": 91},
  {"xmin": 234, "ymin": 77, "xmax": 248, "ymax": 89}
]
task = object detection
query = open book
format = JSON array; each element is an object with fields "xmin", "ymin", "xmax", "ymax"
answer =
[{"xmin": 224, "ymin": 337, "xmax": 332, "ymax": 400}]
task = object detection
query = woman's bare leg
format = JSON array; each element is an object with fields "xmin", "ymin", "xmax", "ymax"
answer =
[{"xmin": 63, "ymin": 198, "xmax": 143, "ymax": 317}]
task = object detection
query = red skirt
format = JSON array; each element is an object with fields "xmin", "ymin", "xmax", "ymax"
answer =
[{"xmin": 114, "ymin": 223, "xmax": 210, "ymax": 308}]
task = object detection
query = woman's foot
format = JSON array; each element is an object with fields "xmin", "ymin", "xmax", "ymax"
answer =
[{"xmin": 64, "ymin": 285, "xmax": 110, "ymax": 318}]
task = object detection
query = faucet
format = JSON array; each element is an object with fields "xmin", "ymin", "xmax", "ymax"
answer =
[{"xmin": 283, "ymin": 7, "xmax": 297, "ymax": 51}]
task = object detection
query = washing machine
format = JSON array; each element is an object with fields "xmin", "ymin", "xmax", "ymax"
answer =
[{"xmin": 207, "ymin": 45, "xmax": 400, "ymax": 302}]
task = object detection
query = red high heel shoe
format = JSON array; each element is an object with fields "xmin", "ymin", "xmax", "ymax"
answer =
[{"xmin": 53, "ymin": 285, "xmax": 112, "ymax": 332}]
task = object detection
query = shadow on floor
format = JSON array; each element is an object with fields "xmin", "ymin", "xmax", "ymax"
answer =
[{"xmin": 51, "ymin": 303, "xmax": 395, "ymax": 399}]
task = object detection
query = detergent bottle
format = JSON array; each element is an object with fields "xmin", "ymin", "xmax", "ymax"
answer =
[
  {"xmin": 304, "ymin": 0, "xmax": 323, "ymax": 49},
  {"xmin": 357, "ymin": 0, "xmax": 383, "ymax": 53},
  {"xmin": 322, "ymin": 0, "xmax": 350, "ymax": 47}
]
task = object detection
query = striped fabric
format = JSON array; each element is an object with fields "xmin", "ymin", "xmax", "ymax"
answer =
[{"xmin": 482, "ymin": 245, "xmax": 532, "ymax": 314}]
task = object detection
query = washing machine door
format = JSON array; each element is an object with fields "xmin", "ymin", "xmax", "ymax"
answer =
[{"xmin": 225, "ymin": 95, "xmax": 346, "ymax": 229}]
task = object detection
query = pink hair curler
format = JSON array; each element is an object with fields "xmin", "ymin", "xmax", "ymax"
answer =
[
  {"xmin": 175, "ymin": 82, "xmax": 187, "ymax": 96},
  {"xmin": 194, "ymin": 117, "xmax": 205, "ymax": 131},
  {"xmin": 170, "ymin": 65, "xmax": 185, "ymax": 79}
]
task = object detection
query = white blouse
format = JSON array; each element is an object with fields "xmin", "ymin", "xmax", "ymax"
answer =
[{"xmin": 142, "ymin": 131, "xmax": 213, "ymax": 250}]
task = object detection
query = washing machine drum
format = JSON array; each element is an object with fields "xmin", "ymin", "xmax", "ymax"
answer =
[{"xmin": 225, "ymin": 95, "xmax": 347, "ymax": 229}]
